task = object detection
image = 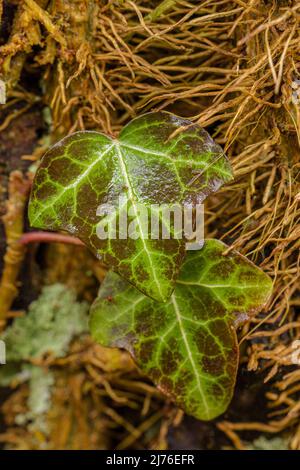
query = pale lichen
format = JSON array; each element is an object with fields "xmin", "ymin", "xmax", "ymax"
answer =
[
  {"xmin": 0, "ymin": 284, "xmax": 89, "ymax": 431},
  {"xmin": 1, "ymin": 283, "xmax": 89, "ymax": 360}
]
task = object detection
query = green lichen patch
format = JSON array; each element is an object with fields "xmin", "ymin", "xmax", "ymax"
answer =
[
  {"xmin": 0, "ymin": 284, "xmax": 89, "ymax": 432},
  {"xmin": 1, "ymin": 283, "xmax": 88, "ymax": 361}
]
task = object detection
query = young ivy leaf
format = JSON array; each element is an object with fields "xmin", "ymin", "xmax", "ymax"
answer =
[
  {"xmin": 90, "ymin": 239, "xmax": 273, "ymax": 421},
  {"xmin": 28, "ymin": 112, "xmax": 232, "ymax": 302}
]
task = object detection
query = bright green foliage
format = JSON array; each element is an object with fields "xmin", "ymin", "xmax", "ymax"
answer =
[
  {"xmin": 1, "ymin": 283, "xmax": 88, "ymax": 360},
  {"xmin": 90, "ymin": 239, "xmax": 272, "ymax": 420},
  {"xmin": 27, "ymin": 112, "xmax": 272, "ymax": 420},
  {"xmin": 28, "ymin": 112, "xmax": 232, "ymax": 302}
]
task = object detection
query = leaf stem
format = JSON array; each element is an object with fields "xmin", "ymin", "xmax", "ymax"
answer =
[{"xmin": 19, "ymin": 231, "xmax": 85, "ymax": 246}]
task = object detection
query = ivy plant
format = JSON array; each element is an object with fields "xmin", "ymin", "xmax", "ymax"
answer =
[
  {"xmin": 28, "ymin": 111, "xmax": 272, "ymax": 420},
  {"xmin": 28, "ymin": 111, "xmax": 232, "ymax": 302},
  {"xmin": 90, "ymin": 240, "xmax": 272, "ymax": 420}
]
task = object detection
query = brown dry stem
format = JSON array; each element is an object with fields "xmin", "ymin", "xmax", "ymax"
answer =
[{"xmin": 0, "ymin": 171, "xmax": 31, "ymax": 328}]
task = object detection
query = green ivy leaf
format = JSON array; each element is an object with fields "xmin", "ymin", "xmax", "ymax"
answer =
[
  {"xmin": 90, "ymin": 239, "xmax": 272, "ymax": 420},
  {"xmin": 29, "ymin": 112, "xmax": 232, "ymax": 302}
]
